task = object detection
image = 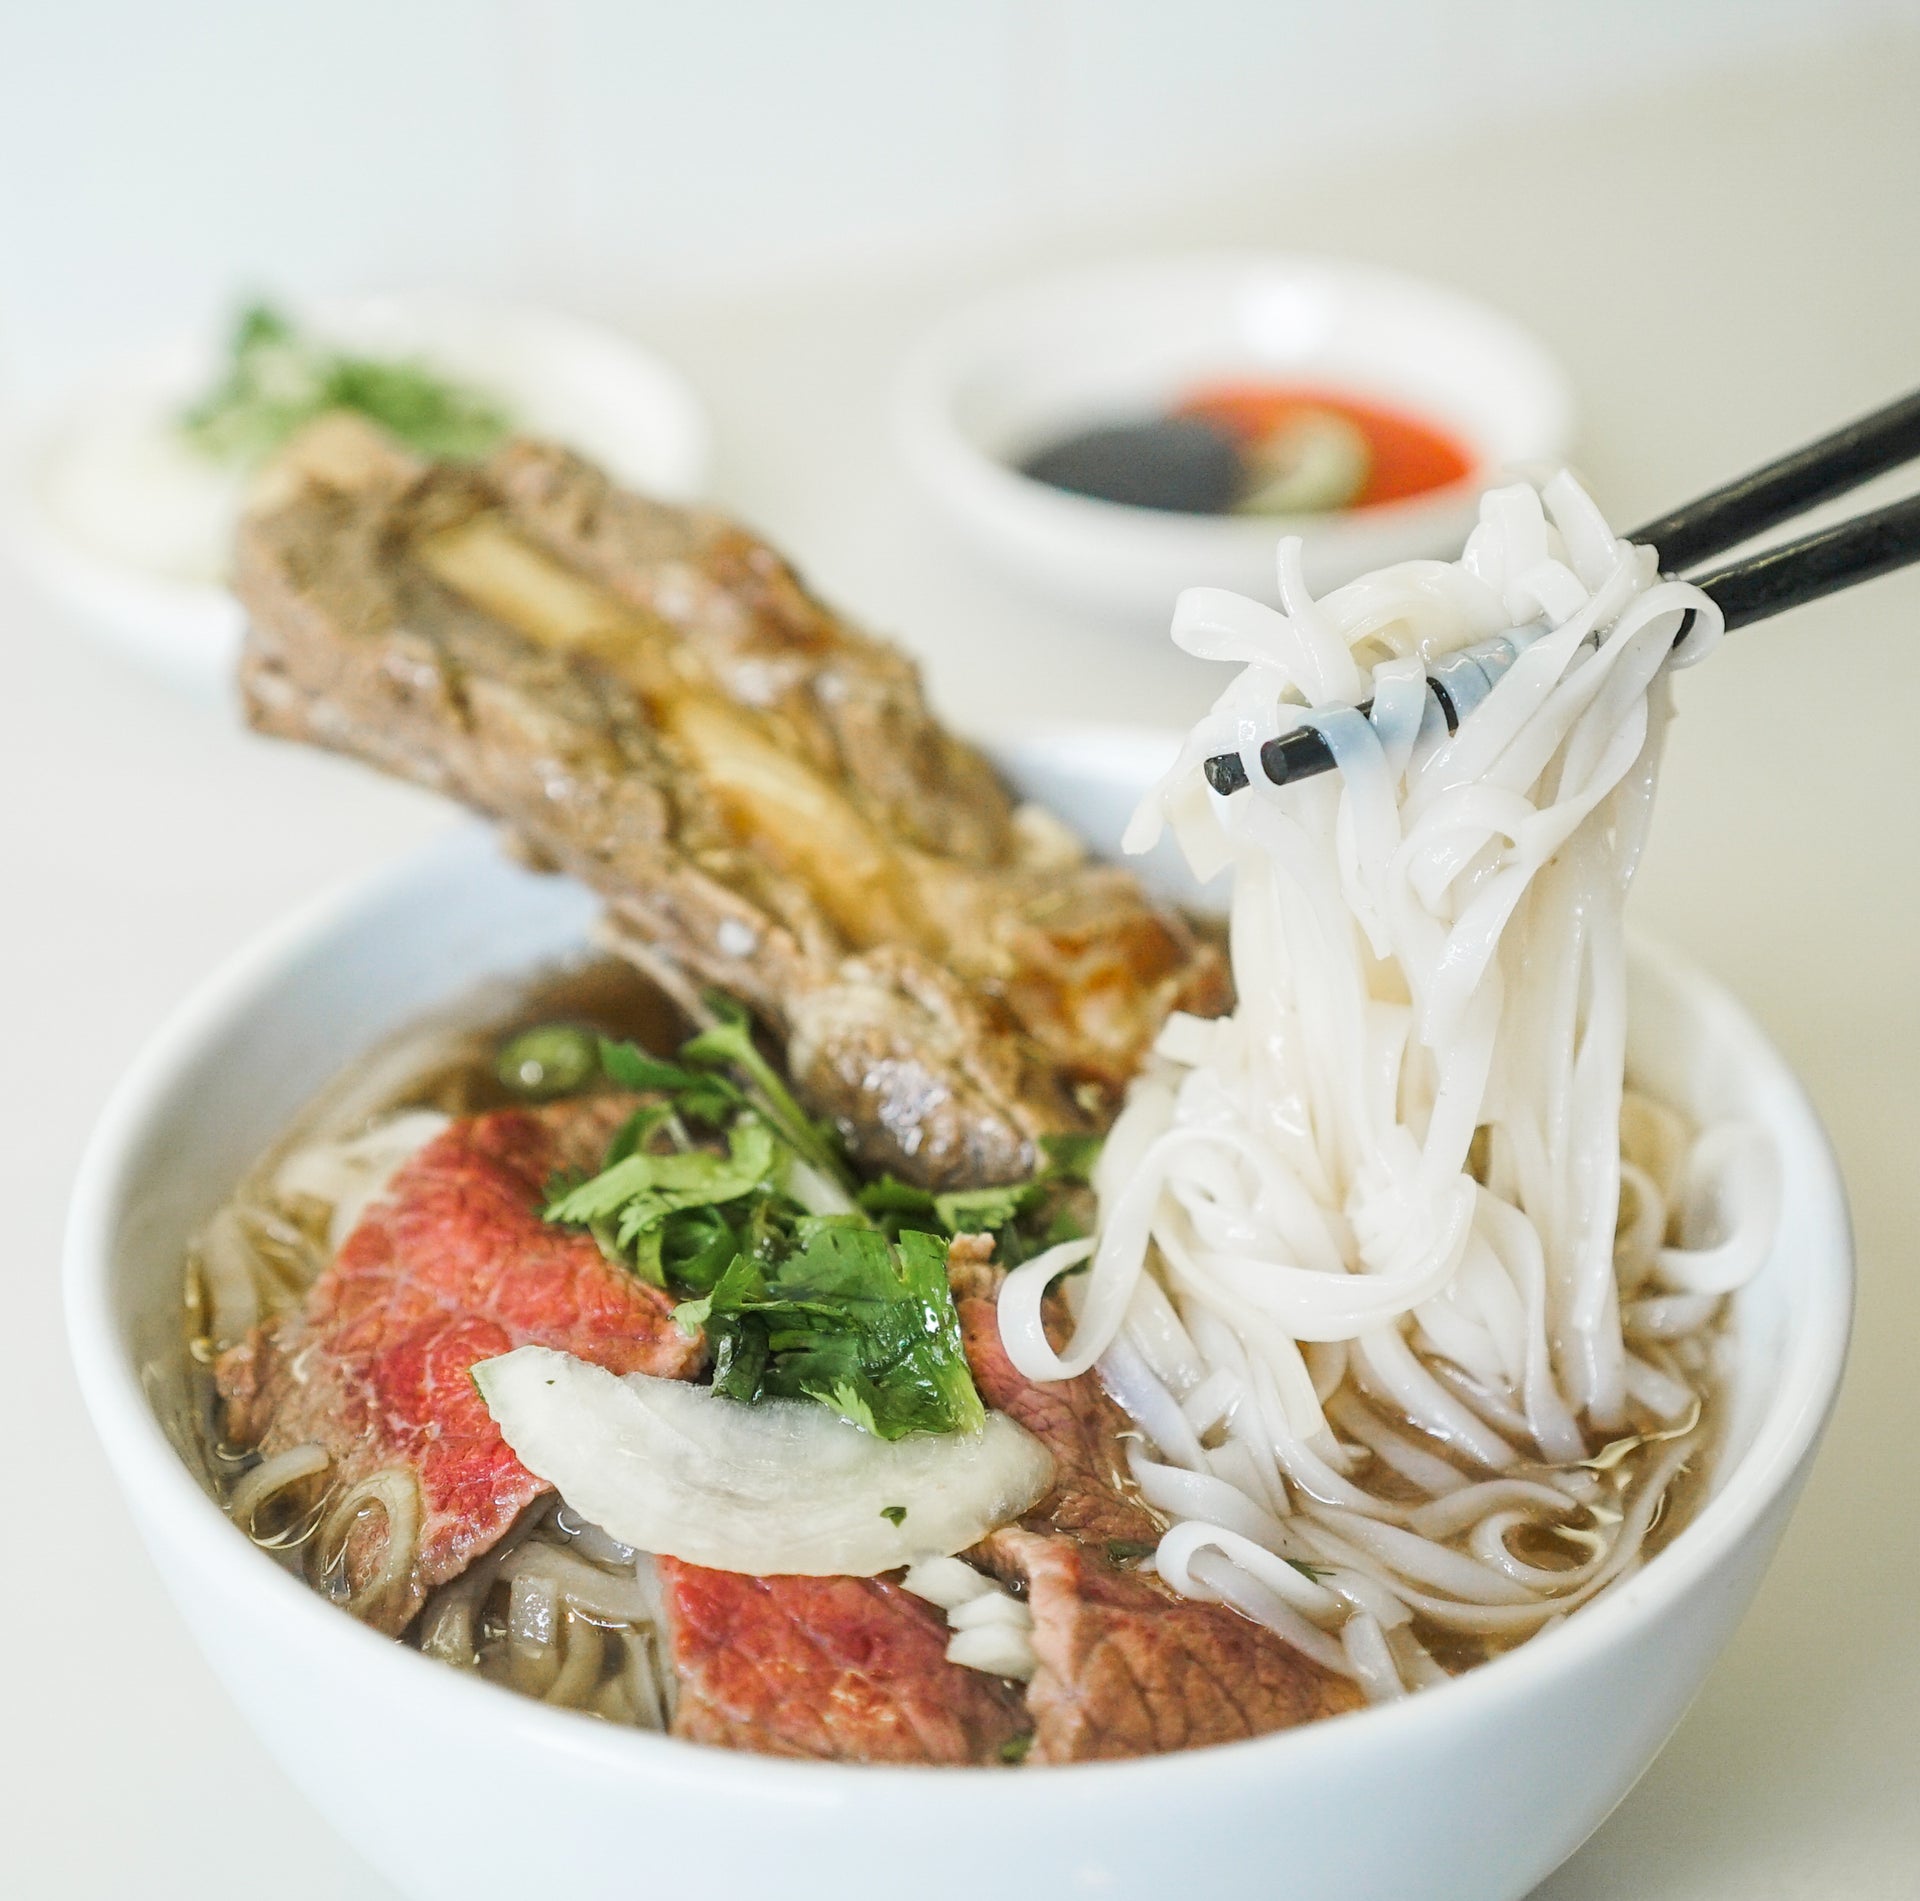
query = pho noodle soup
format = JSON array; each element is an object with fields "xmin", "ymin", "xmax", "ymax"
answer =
[{"xmin": 187, "ymin": 471, "xmax": 1774, "ymax": 1761}]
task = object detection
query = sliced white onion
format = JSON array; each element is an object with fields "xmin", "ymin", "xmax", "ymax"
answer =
[
  {"xmin": 228, "ymin": 1441, "xmax": 330, "ymax": 1537},
  {"xmin": 474, "ymin": 1346, "xmax": 1054, "ymax": 1577},
  {"xmin": 276, "ymin": 1109, "xmax": 450, "ymax": 1251}
]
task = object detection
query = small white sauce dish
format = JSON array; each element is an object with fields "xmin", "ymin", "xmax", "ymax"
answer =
[
  {"xmin": 895, "ymin": 255, "xmax": 1576, "ymax": 622},
  {"xmin": 65, "ymin": 730, "xmax": 1849, "ymax": 1901},
  {"xmin": 3, "ymin": 295, "xmax": 709, "ymax": 698}
]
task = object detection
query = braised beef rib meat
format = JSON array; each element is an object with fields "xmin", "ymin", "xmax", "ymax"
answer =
[{"xmin": 234, "ymin": 421, "xmax": 1227, "ymax": 1190}]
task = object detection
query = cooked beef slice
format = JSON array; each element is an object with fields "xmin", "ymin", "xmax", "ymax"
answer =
[
  {"xmin": 659, "ymin": 1560, "xmax": 1027, "ymax": 1764},
  {"xmin": 985, "ymin": 1530, "xmax": 1363, "ymax": 1761},
  {"xmin": 216, "ymin": 1100, "xmax": 701, "ymax": 1635},
  {"xmin": 947, "ymin": 1234, "xmax": 1161, "ymax": 1547},
  {"xmin": 234, "ymin": 423, "xmax": 1228, "ymax": 1189}
]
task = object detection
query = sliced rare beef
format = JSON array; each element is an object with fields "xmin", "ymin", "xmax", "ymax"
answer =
[
  {"xmin": 985, "ymin": 1529, "xmax": 1363, "ymax": 1761},
  {"xmin": 949, "ymin": 1238, "xmax": 1362, "ymax": 1759},
  {"xmin": 216, "ymin": 1099, "xmax": 702, "ymax": 1635},
  {"xmin": 947, "ymin": 1234, "xmax": 1161, "ymax": 1548},
  {"xmin": 233, "ymin": 421, "xmax": 1228, "ymax": 1189},
  {"xmin": 659, "ymin": 1561, "xmax": 1027, "ymax": 1765}
]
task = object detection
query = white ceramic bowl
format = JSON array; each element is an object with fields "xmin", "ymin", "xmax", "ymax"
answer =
[
  {"xmin": 896, "ymin": 255, "xmax": 1576, "ymax": 622},
  {"xmin": 4, "ymin": 294, "xmax": 709, "ymax": 698},
  {"xmin": 65, "ymin": 730, "xmax": 1849, "ymax": 1901}
]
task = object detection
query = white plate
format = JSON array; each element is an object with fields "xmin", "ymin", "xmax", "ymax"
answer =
[
  {"xmin": 896, "ymin": 253, "xmax": 1576, "ymax": 622},
  {"xmin": 4, "ymin": 295, "xmax": 710, "ymax": 698}
]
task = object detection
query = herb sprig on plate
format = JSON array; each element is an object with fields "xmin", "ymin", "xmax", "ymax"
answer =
[{"xmin": 182, "ymin": 303, "xmax": 512, "ymax": 468}]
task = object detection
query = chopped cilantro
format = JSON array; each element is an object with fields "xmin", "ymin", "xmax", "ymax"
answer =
[
  {"xmin": 681, "ymin": 994, "xmax": 851, "ymax": 1189},
  {"xmin": 677, "ymin": 1224, "xmax": 983, "ymax": 1441},
  {"xmin": 535, "ymin": 989, "xmax": 1103, "ymax": 1443},
  {"xmin": 859, "ymin": 1134, "xmax": 1102, "ymax": 1265},
  {"xmin": 544, "ymin": 1120, "xmax": 776, "ymax": 1273},
  {"xmin": 856, "ymin": 1176, "xmax": 938, "ymax": 1219},
  {"xmin": 934, "ymin": 1182, "xmax": 1037, "ymax": 1235},
  {"xmin": 880, "ymin": 1505, "xmax": 908, "ymax": 1526}
]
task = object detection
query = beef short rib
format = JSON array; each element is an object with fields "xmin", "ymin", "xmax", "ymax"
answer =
[{"xmin": 234, "ymin": 423, "xmax": 1227, "ymax": 1189}]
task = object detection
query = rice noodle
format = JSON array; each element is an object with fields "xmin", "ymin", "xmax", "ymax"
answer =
[{"xmin": 1000, "ymin": 476, "xmax": 1774, "ymax": 1695}]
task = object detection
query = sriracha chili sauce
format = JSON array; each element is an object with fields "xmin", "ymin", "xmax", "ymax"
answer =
[{"xmin": 1176, "ymin": 384, "xmax": 1474, "ymax": 508}]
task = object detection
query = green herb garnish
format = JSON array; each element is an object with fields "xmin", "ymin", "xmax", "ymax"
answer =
[
  {"xmin": 533, "ymin": 993, "xmax": 1103, "ymax": 1441},
  {"xmin": 1104, "ymin": 1539, "xmax": 1158, "ymax": 1565},
  {"xmin": 1286, "ymin": 1559, "xmax": 1333, "ymax": 1583},
  {"xmin": 676, "ymin": 1224, "xmax": 983, "ymax": 1441},
  {"xmin": 539, "ymin": 1001, "xmax": 981, "ymax": 1440},
  {"xmin": 545, "ymin": 1119, "xmax": 777, "ymax": 1281},
  {"xmin": 1038, "ymin": 1132, "xmax": 1103, "ymax": 1183},
  {"xmin": 858, "ymin": 1131, "xmax": 1102, "ymax": 1266},
  {"xmin": 182, "ymin": 303, "xmax": 512, "ymax": 468},
  {"xmin": 998, "ymin": 1732, "xmax": 1034, "ymax": 1766},
  {"xmin": 680, "ymin": 994, "xmax": 850, "ymax": 1189},
  {"xmin": 880, "ymin": 1505, "xmax": 908, "ymax": 1527}
]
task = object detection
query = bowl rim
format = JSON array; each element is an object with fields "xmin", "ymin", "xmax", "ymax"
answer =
[
  {"xmin": 64, "ymin": 731, "xmax": 1852, "ymax": 1801},
  {"xmin": 894, "ymin": 249, "xmax": 1578, "ymax": 551}
]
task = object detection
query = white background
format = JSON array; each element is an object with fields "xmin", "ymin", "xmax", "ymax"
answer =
[
  {"xmin": 3, "ymin": 0, "xmax": 1916, "ymax": 393},
  {"xmin": 4, "ymin": 7, "xmax": 1919, "ymax": 1897}
]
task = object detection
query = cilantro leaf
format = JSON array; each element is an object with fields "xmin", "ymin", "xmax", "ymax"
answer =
[
  {"xmin": 545, "ymin": 1120, "xmax": 776, "ymax": 1263},
  {"xmin": 861, "ymin": 1138, "xmax": 1101, "ymax": 1258},
  {"xmin": 599, "ymin": 1037, "xmax": 744, "ymax": 1127},
  {"xmin": 596, "ymin": 1040, "xmax": 698, "ymax": 1095},
  {"xmin": 857, "ymin": 1175, "xmax": 938, "ymax": 1219},
  {"xmin": 681, "ymin": 1225, "xmax": 983, "ymax": 1440},
  {"xmin": 934, "ymin": 1182, "xmax": 1037, "ymax": 1235},
  {"xmin": 681, "ymin": 994, "xmax": 851, "ymax": 1189}
]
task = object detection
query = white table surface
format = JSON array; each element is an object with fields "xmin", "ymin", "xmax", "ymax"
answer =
[{"xmin": 7, "ymin": 34, "xmax": 1918, "ymax": 1900}]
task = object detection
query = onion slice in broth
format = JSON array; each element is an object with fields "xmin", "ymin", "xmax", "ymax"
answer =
[{"xmin": 473, "ymin": 1346, "xmax": 1054, "ymax": 1576}]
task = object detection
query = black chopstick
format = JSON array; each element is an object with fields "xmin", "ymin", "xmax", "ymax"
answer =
[
  {"xmin": 1202, "ymin": 387, "xmax": 1920, "ymax": 798},
  {"xmin": 1628, "ymin": 387, "xmax": 1920, "ymax": 572},
  {"xmin": 1691, "ymin": 488, "xmax": 1920, "ymax": 631}
]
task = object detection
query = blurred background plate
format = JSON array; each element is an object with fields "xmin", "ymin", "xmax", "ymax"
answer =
[
  {"xmin": 1, "ymin": 295, "xmax": 709, "ymax": 699},
  {"xmin": 895, "ymin": 253, "xmax": 1575, "ymax": 623}
]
